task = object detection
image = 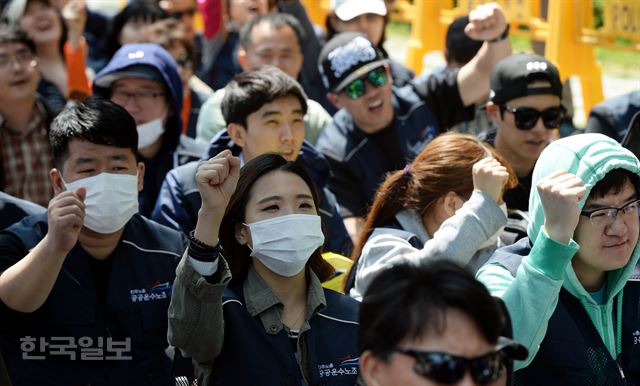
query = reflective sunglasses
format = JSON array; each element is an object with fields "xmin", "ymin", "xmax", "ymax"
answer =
[
  {"xmin": 342, "ymin": 66, "xmax": 388, "ymax": 100},
  {"xmin": 500, "ymin": 105, "xmax": 566, "ymax": 130},
  {"xmin": 580, "ymin": 198, "xmax": 640, "ymax": 226},
  {"xmin": 391, "ymin": 347, "xmax": 506, "ymax": 384}
]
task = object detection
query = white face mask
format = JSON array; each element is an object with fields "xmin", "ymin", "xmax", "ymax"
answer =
[
  {"xmin": 136, "ymin": 118, "xmax": 165, "ymax": 149},
  {"xmin": 245, "ymin": 214, "xmax": 325, "ymax": 277},
  {"xmin": 479, "ymin": 202, "xmax": 508, "ymax": 250},
  {"xmin": 63, "ymin": 172, "xmax": 139, "ymax": 234}
]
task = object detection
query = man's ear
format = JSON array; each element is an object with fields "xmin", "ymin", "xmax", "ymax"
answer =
[
  {"xmin": 227, "ymin": 123, "xmax": 247, "ymax": 147},
  {"xmin": 486, "ymin": 102, "xmax": 502, "ymax": 125},
  {"xmin": 237, "ymin": 47, "xmax": 250, "ymax": 72},
  {"xmin": 235, "ymin": 223, "xmax": 249, "ymax": 245},
  {"xmin": 326, "ymin": 92, "xmax": 342, "ymax": 109},
  {"xmin": 136, "ymin": 162, "xmax": 145, "ymax": 192},
  {"xmin": 359, "ymin": 351, "xmax": 385, "ymax": 386},
  {"xmin": 442, "ymin": 191, "xmax": 465, "ymax": 218},
  {"xmin": 49, "ymin": 168, "xmax": 64, "ymax": 195}
]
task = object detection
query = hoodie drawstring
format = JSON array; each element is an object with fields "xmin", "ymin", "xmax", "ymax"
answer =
[{"xmin": 616, "ymin": 291, "xmax": 623, "ymax": 356}]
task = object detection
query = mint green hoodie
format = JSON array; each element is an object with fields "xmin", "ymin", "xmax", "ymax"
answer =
[{"xmin": 477, "ymin": 133, "xmax": 640, "ymax": 370}]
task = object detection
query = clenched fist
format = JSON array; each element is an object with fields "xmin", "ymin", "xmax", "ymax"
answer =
[
  {"xmin": 47, "ymin": 187, "xmax": 86, "ymax": 254},
  {"xmin": 537, "ymin": 169, "xmax": 586, "ymax": 244},
  {"xmin": 472, "ymin": 157, "xmax": 510, "ymax": 203}
]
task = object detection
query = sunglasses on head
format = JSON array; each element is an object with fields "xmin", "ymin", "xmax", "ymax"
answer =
[
  {"xmin": 342, "ymin": 66, "xmax": 388, "ymax": 100},
  {"xmin": 500, "ymin": 105, "xmax": 566, "ymax": 130}
]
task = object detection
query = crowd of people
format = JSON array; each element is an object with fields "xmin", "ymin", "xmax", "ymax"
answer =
[{"xmin": 0, "ymin": 0, "xmax": 639, "ymax": 385}]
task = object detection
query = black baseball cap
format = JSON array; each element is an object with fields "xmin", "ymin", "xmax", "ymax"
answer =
[
  {"xmin": 319, "ymin": 32, "xmax": 389, "ymax": 93},
  {"xmin": 490, "ymin": 53, "xmax": 562, "ymax": 104}
]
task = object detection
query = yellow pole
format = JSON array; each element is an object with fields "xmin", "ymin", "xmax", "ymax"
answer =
[
  {"xmin": 405, "ymin": 0, "xmax": 447, "ymax": 74},
  {"xmin": 545, "ymin": 0, "xmax": 603, "ymax": 122},
  {"xmin": 301, "ymin": 0, "xmax": 329, "ymax": 29}
]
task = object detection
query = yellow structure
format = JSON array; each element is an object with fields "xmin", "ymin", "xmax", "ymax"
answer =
[
  {"xmin": 301, "ymin": 0, "xmax": 639, "ymax": 124},
  {"xmin": 301, "ymin": 0, "xmax": 330, "ymax": 28},
  {"xmin": 545, "ymin": 0, "xmax": 603, "ymax": 120},
  {"xmin": 321, "ymin": 252, "xmax": 353, "ymax": 294}
]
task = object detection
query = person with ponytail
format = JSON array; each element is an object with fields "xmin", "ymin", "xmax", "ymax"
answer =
[{"xmin": 346, "ymin": 132, "xmax": 518, "ymax": 300}]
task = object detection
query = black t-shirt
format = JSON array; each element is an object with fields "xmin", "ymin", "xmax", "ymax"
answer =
[
  {"xmin": 479, "ymin": 131, "xmax": 532, "ymax": 211},
  {"xmin": 87, "ymin": 254, "xmax": 114, "ymax": 311},
  {"xmin": 504, "ymin": 170, "xmax": 533, "ymax": 211},
  {"xmin": 368, "ymin": 121, "xmax": 406, "ymax": 172}
]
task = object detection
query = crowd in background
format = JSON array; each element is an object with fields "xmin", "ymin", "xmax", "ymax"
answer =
[{"xmin": 0, "ymin": 0, "xmax": 639, "ymax": 385}]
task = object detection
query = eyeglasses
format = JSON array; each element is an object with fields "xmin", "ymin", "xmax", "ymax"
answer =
[
  {"xmin": 0, "ymin": 50, "xmax": 37, "ymax": 72},
  {"xmin": 500, "ymin": 105, "xmax": 566, "ymax": 130},
  {"xmin": 342, "ymin": 66, "xmax": 388, "ymax": 100},
  {"xmin": 391, "ymin": 347, "xmax": 506, "ymax": 384},
  {"xmin": 580, "ymin": 199, "xmax": 640, "ymax": 226},
  {"xmin": 170, "ymin": 7, "xmax": 197, "ymax": 19},
  {"xmin": 111, "ymin": 89, "xmax": 165, "ymax": 109}
]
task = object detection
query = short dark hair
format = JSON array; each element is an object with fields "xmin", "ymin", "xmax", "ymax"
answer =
[
  {"xmin": 104, "ymin": 1, "xmax": 167, "ymax": 58},
  {"xmin": 239, "ymin": 12, "xmax": 304, "ymax": 51},
  {"xmin": 219, "ymin": 153, "xmax": 334, "ymax": 286},
  {"xmin": 49, "ymin": 97, "xmax": 138, "ymax": 169},
  {"xmin": 0, "ymin": 25, "xmax": 36, "ymax": 54},
  {"xmin": 445, "ymin": 16, "xmax": 482, "ymax": 65},
  {"xmin": 589, "ymin": 168, "xmax": 639, "ymax": 200},
  {"xmin": 221, "ymin": 66, "xmax": 308, "ymax": 128},
  {"xmin": 359, "ymin": 260, "xmax": 505, "ymax": 359}
]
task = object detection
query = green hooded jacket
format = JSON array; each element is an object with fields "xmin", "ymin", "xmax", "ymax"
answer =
[{"xmin": 477, "ymin": 133, "xmax": 640, "ymax": 370}]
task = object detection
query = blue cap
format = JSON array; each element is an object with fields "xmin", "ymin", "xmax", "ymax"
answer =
[
  {"xmin": 94, "ymin": 43, "xmax": 183, "ymax": 152},
  {"xmin": 94, "ymin": 43, "xmax": 183, "ymax": 111}
]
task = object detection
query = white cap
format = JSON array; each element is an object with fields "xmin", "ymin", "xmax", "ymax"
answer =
[
  {"xmin": 2, "ymin": 0, "xmax": 28, "ymax": 25},
  {"xmin": 331, "ymin": 0, "xmax": 387, "ymax": 21}
]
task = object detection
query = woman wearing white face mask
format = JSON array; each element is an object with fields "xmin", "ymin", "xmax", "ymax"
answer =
[
  {"xmin": 345, "ymin": 132, "xmax": 519, "ymax": 301},
  {"xmin": 167, "ymin": 151, "xmax": 360, "ymax": 386}
]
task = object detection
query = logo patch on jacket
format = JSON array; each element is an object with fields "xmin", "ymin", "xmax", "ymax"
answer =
[
  {"xmin": 129, "ymin": 280, "xmax": 172, "ymax": 303},
  {"xmin": 317, "ymin": 356, "xmax": 359, "ymax": 378}
]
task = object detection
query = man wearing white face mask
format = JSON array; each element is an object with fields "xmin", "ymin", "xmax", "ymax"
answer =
[
  {"xmin": 0, "ymin": 98, "xmax": 186, "ymax": 384},
  {"xmin": 93, "ymin": 43, "xmax": 205, "ymax": 217}
]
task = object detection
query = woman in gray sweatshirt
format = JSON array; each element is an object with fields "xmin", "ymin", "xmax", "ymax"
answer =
[{"xmin": 346, "ymin": 133, "xmax": 518, "ymax": 301}]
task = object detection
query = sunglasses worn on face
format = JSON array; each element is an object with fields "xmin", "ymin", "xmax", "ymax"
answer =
[
  {"xmin": 392, "ymin": 347, "xmax": 506, "ymax": 384},
  {"xmin": 343, "ymin": 66, "xmax": 388, "ymax": 100},
  {"xmin": 501, "ymin": 105, "xmax": 566, "ymax": 130},
  {"xmin": 170, "ymin": 7, "xmax": 197, "ymax": 19}
]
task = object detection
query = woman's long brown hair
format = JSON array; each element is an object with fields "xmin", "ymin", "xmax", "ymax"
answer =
[{"xmin": 349, "ymin": 132, "xmax": 518, "ymax": 263}]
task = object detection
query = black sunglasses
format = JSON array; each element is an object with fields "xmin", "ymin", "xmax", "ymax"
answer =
[
  {"xmin": 500, "ymin": 105, "xmax": 566, "ymax": 130},
  {"xmin": 391, "ymin": 338, "xmax": 527, "ymax": 384},
  {"xmin": 170, "ymin": 7, "xmax": 197, "ymax": 19},
  {"xmin": 392, "ymin": 348, "xmax": 504, "ymax": 384}
]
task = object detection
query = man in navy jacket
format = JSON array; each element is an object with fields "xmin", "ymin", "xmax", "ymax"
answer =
[
  {"xmin": 317, "ymin": 3, "xmax": 512, "ymax": 241},
  {"xmin": 0, "ymin": 98, "xmax": 185, "ymax": 385}
]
